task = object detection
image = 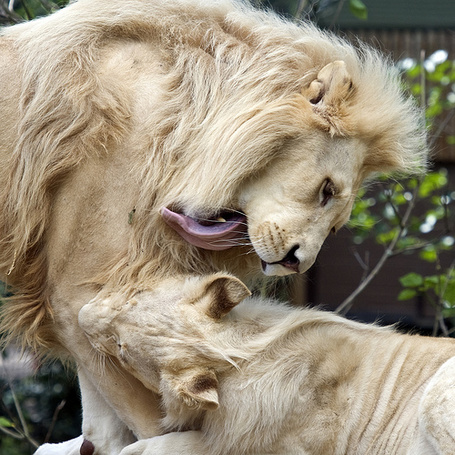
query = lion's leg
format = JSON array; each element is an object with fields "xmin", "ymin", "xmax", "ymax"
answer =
[
  {"xmin": 79, "ymin": 367, "xmax": 136, "ymax": 454},
  {"xmin": 35, "ymin": 368, "xmax": 151, "ymax": 455},
  {"xmin": 76, "ymin": 362, "xmax": 163, "ymax": 441},
  {"xmin": 415, "ymin": 356, "xmax": 455, "ymax": 455}
]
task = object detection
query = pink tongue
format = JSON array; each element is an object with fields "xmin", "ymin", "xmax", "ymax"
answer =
[{"xmin": 161, "ymin": 207, "xmax": 247, "ymax": 251}]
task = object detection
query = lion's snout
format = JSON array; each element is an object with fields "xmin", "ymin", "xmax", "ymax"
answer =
[
  {"xmin": 275, "ymin": 244, "xmax": 301, "ymax": 272},
  {"xmin": 261, "ymin": 244, "xmax": 301, "ymax": 273},
  {"xmin": 250, "ymin": 221, "xmax": 320, "ymax": 276},
  {"xmin": 260, "ymin": 244, "xmax": 317, "ymax": 276}
]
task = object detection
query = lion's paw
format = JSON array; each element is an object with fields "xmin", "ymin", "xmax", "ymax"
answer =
[
  {"xmin": 34, "ymin": 436, "xmax": 85, "ymax": 455},
  {"xmin": 119, "ymin": 431, "xmax": 205, "ymax": 455}
]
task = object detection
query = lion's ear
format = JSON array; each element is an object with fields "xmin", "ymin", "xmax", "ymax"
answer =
[
  {"xmin": 162, "ymin": 368, "xmax": 219, "ymax": 411},
  {"xmin": 198, "ymin": 274, "xmax": 251, "ymax": 319},
  {"xmin": 303, "ymin": 61, "xmax": 354, "ymax": 135}
]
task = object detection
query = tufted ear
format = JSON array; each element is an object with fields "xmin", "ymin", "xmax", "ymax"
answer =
[
  {"xmin": 162, "ymin": 368, "xmax": 219, "ymax": 411},
  {"xmin": 197, "ymin": 274, "xmax": 251, "ymax": 319},
  {"xmin": 303, "ymin": 61, "xmax": 354, "ymax": 135}
]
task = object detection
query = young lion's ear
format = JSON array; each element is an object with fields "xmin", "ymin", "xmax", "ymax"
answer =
[
  {"xmin": 162, "ymin": 368, "xmax": 220, "ymax": 411},
  {"xmin": 303, "ymin": 60, "xmax": 354, "ymax": 135},
  {"xmin": 200, "ymin": 274, "xmax": 251, "ymax": 319}
]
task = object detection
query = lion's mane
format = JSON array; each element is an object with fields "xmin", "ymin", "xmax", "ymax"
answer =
[{"xmin": 0, "ymin": 0, "xmax": 425, "ymax": 351}]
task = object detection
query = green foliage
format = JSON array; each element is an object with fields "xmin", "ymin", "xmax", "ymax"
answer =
[
  {"xmin": 349, "ymin": 169, "xmax": 454, "ymax": 323},
  {"xmin": 10, "ymin": 0, "xmax": 68, "ymax": 21},
  {"xmin": 0, "ymin": 360, "xmax": 81, "ymax": 452},
  {"xmin": 258, "ymin": 0, "xmax": 368, "ymax": 21},
  {"xmin": 349, "ymin": 0, "xmax": 367, "ymax": 20},
  {"xmin": 405, "ymin": 51, "xmax": 455, "ymax": 131},
  {"xmin": 0, "ymin": 415, "xmax": 14, "ymax": 428},
  {"xmin": 399, "ymin": 270, "xmax": 455, "ymax": 317},
  {"xmin": 347, "ymin": 53, "xmax": 455, "ymax": 332}
]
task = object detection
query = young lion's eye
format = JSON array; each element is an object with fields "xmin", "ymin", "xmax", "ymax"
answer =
[{"xmin": 320, "ymin": 178, "xmax": 337, "ymax": 207}]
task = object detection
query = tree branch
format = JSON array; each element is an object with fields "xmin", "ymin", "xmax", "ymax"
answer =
[
  {"xmin": 336, "ymin": 182, "xmax": 419, "ymax": 314},
  {"xmin": 8, "ymin": 380, "xmax": 39, "ymax": 448}
]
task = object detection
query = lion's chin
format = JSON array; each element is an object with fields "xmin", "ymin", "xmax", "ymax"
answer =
[
  {"xmin": 260, "ymin": 260, "xmax": 300, "ymax": 277},
  {"xmin": 161, "ymin": 207, "xmax": 248, "ymax": 251}
]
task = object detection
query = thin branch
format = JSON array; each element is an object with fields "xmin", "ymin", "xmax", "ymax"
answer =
[
  {"xmin": 432, "ymin": 310, "xmax": 440, "ymax": 337},
  {"xmin": 336, "ymin": 236, "xmax": 396, "ymax": 314},
  {"xmin": 1, "ymin": 359, "xmax": 40, "ymax": 449},
  {"xmin": 9, "ymin": 384, "xmax": 26, "ymax": 435},
  {"xmin": 423, "ymin": 261, "xmax": 453, "ymax": 337},
  {"xmin": 44, "ymin": 400, "xmax": 66, "ymax": 444},
  {"xmin": 384, "ymin": 189, "xmax": 403, "ymax": 224},
  {"xmin": 441, "ymin": 260, "xmax": 455, "ymax": 297},
  {"xmin": 336, "ymin": 182, "xmax": 420, "ymax": 314},
  {"xmin": 8, "ymin": 380, "xmax": 39, "ymax": 448},
  {"xmin": 420, "ymin": 50, "xmax": 426, "ymax": 122},
  {"xmin": 294, "ymin": 0, "xmax": 310, "ymax": 19},
  {"xmin": 428, "ymin": 108, "xmax": 455, "ymax": 150},
  {"xmin": 39, "ymin": 0, "xmax": 59, "ymax": 13},
  {"xmin": 0, "ymin": 424, "xmax": 23, "ymax": 439},
  {"xmin": 21, "ymin": 2, "xmax": 32, "ymax": 20},
  {"xmin": 438, "ymin": 314, "xmax": 449, "ymax": 337},
  {"xmin": 389, "ymin": 234, "xmax": 450, "ymax": 257},
  {"xmin": 352, "ymin": 249, "xmax": 368, "ymax": 270},
  {"xmin": 442, "ymin": 196, "xmax": 452, "ymax": 233},
  {"xmin": 329, "ymin": 0, "xmax": 346, "ymax": 29}
]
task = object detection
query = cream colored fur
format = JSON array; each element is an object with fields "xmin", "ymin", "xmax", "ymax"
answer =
[
  {"xmin": 80, "ymin": 274, "xmax": 455, "ymax": 455},
  {"xmin": 0, "ymin": 0, "xmax": 426, "ymax": 451}
]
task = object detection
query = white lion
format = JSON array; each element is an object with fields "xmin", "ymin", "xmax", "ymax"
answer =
[
  {"xmin": 78, "ymin": 273, "xmax": 455, "ymax": 455},
  {"xmin": 0, "ymin": 0, "xmax": 425, "ymax": 452}
]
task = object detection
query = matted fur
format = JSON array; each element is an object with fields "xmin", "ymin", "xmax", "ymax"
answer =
[{"xmin": 0, "ymin": 0, "xmax": 425, "ymax": 353}]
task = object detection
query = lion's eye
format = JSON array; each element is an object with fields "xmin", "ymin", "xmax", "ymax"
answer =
[{"xmin": 320, "ymin": 178, "xmax": 337, "ymax": 207}]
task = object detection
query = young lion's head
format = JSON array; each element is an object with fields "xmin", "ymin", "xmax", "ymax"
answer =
[{"xmin": 79, "ymin": 274, "xmax": 250, "ymax": 428}]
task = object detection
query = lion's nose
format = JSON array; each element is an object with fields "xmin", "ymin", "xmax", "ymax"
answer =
[{"xmin": 275, "ymin": 244, "xmax": 300, "ymax": 273}]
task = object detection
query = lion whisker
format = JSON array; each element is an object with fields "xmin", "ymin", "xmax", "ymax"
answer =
[{"xmin": 88, "ymin": 347, "xmax": 126, "ymax": 381}]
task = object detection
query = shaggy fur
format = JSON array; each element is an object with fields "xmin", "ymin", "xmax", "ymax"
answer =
[
  {"xmin": 0, "ymin": 0, "xmax": 426, "ymax": 450},
  {"xmin": 80, "ymin": 274, "xmax": 455, "ymax": 455}
]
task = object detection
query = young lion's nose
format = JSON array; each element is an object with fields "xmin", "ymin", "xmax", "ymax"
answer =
[{"xmin": 275, "ymin": 245, "xmax": 300, "ymax": 273}]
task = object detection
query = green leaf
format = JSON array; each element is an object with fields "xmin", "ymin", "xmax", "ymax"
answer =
[
  {"xmin": 423, "ymin": 275, "xmax": 439, "ymax": 290},
  {"xmin": 0, "ymin": 416, "xmax": 14, "ymax": 428},
  {"xmin": 442, "ymin": 307, "xmax": 455, "ymax": 318},
  {"xmin": 349, "ymin": 0, "xmax": 368, "ymax": 20},
  {"xmin": 418, "ymin": 171, "xmax": 448, "ymax": 197},
  {"xmin": 376, "ymin": 229, "xmax": 398, "ymax": 245},
  {"xmin": 443, "ymin": 277, "xmax": 455, "ymax": 306},
  {"xmin": 399, "ymin": 272, "xmax": 424, "ymax": 288},
  {"xmin": 419, "ymin": 247, "xmax": 438, "ymax": 263},
  {"xmin": 406, "ymin": 64, "xmax": 423, "ymax": 79},
  {"xmin": 398, "ymin": 289, "xmax": 418, "ymax": 301}
]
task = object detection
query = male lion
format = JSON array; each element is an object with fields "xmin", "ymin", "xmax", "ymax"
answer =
[
  {"xmin": 0, "ymin": 0, "xmax": 425, "ymax": 452},
  {"xmin": 79, "ymin": 273, "xmax": 455, "ymax": 455}
]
